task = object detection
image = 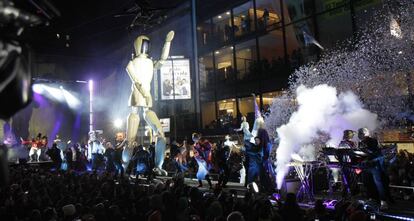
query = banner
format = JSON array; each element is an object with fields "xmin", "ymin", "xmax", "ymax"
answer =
[{"xmin": 160, "ymin": 59, "xmax": 191, "ymax": 100}]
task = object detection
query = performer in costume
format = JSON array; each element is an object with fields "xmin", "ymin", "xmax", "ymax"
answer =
[
  {"xmin": 358, "ymin": 128, "xmax": 392, "ymax": 210},
  {"xmin": 224, "ymin": 135, "xmax": 246, "ymax": 185},
  {"xmin": 114, "ymin": 132, "xmax": 126, "ymax": 177},
  {"xmin": 192, "ymin": 133, "xmax": 213, "ymax": 188},
  {"xmin": 246, "ymin": 137, "xmax": 263, "ymax": 184},
  {"xmin": 124, "ymin": 31, "xmax": 175, "ymax": 176},
  {"xmin": 22, "ymin": 133, "xmax": 42, "ymax": 162},
  {"xmin": 87, "ymin": 131, "xmax": 105, "ymax": 171}
]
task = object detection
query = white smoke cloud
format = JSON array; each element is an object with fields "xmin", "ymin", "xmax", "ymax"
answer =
[{"xmin": 275, "ymin": 84, "xmax": 378, "ymax": 189}]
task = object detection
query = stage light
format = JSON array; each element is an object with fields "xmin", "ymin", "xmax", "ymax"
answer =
[
  {"xmin": 88, "ymin": 80, "xmax": 93, "ymax": 91},
  {"xmin": 32, "ymin": 84, "xmax": 44, "ymax": 94},
  {"xmin": 62, "ymin": 89, "xmax": 81, "ymax": 109},
  {"xmin": 42, "ymin": 84, "xmax": 65, "ymax": 102},
  {"xmin": 113, "ymin": 118, "xmax": 123, "ymax": 128},
  {"xmin": 89, "ymin": 79, "xmax": 94, "ymax": 132},
  {"xmin": 59, "ymin": 85, "xmax": 63, "ymax": 89}
]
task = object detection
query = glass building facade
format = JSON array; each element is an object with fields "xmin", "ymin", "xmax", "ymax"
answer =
[{"xmin": 196, "ymin": 0, "xmax": 383, "ymax": 132}]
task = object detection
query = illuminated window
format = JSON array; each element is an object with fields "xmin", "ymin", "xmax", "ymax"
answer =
[
  {"xmin": 215, "ymin": 46, "xmax": 235, "ymax": 82},
  {"xmin": 217, "ymin": 99, "xmax": 237, "ymax": 128},
  {"xmin": 255, "ymin": 0, "xmax": 282, "ymax": 30},
  {"xmin": 233, "ymin": 1, "xmax": 255, "ymax": 37},
  {"xmin": 202, "ymin": 101, "xmax": 217, "ymax": 129},
  {"xmin": 212, "ymin": 12, "xmax": 232, "ymax": 44}
]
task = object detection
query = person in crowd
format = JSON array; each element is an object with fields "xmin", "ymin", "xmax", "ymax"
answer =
[
  {"xmin": 192, "ymin": 132, "xmax": 213, "ymax": 188},
  {"xmin": 279, "ymin": 193, "xmax": 305, "ymax": 221},
  {"xmin": 358, "ymin": 127, "xmax": 392, "ymax": 210},
  {"xmin": 46, "ymin": 143, "xmax": 62, "ymax": 170}
]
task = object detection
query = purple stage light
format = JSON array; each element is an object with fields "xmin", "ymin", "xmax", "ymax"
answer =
[{"xmin": 88, "ymin": 80, "xmax": 93, "ymax": 91}]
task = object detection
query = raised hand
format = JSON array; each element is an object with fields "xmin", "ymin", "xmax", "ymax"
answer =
[{"xmin": 166, "ymin": 31, "xmax": 175, "ymax": 42}]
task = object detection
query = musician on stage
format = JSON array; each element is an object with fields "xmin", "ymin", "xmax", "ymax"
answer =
[
  {"xmin": 192, "ymin": 133, "xmax": 213, "ymax": 188},
  {"xmin": 358, "ymin": 128, "xmax": 392, "ymax": 210},
  {"xmin": 336, "ymin": 130, "xmax": 358, "ymax": 196}
]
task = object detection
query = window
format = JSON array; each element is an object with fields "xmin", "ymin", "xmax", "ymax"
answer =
[
  {"xmin": 317, "ymin": 6, "xmax": 353, "ymax": 49},
  {"xmin": 215, "ymin": 46, "xmax": 235, "ymax": 82},
  {"xmin": 238, "ymin": 96, "xmax": 260, "ymax": 116},
  {"xmin": 199, "ymin": 53, "xmax": 214, "ymax": 90},
  {"xmin": 259, "ymin": 28, "xmax": 285, "ymax": 76},
  {"xmin": 233, "ymin": 1, "xmax": 255, "ymax": 37},
  {"xmin": 212, "ymin": 11, "xmax": 233, "ymax": 45},
  {"xmin": 235, "ymin": 39, "xmax": 257, "ymax": 80},
  {"xmin": 283, "ymin": 0, "xmax": 314, "ymax": 24},
  {"xmin": 202, "ymin": 101, "xmax": 217, "ymax": 129},
  {"xmin": 285, "ymin": 19, "xmax": 318, "ymax": 68},
  {"xmin": 217, "ymin": 98, "xmax": 237, "ymax": 128},
  {"xmin": 255, "ymin": 0, "xmax": 282, "ymax": 30},
  {"xmin": 197, "ymin": 19, "xmax": 213, "ymax": 48}
]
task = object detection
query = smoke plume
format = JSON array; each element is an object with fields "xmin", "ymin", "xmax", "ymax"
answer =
[{"xmin": 275, "ymin": 84, "xmax": 377, "ymax": 189}]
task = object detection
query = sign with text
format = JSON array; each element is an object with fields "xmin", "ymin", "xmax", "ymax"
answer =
[
  {"xmin": 160, "ymin": 118, "xmax": 170, "ymax": 133},
  {"xmin": 160, "ymin": 59, "xmax": 191, "ymax": 100}
]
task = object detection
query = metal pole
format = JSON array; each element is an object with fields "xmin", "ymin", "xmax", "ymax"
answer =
[
  {"xmin": 171, "ymin": 58, "xmax": 177, "ymax": 141},
  {"xmin": 88, "ymin": 80, "xmax": 93, "ymax": 132}
]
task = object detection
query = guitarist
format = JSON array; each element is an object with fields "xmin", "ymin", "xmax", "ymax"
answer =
[{"xmin": 357, "ymin": 128, "xmax": 391, "ymax": 210}]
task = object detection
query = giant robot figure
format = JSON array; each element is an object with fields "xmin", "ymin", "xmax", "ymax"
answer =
[{"xmin": 124, "ymin": 31, "xmax": 174, "ymax": 176}]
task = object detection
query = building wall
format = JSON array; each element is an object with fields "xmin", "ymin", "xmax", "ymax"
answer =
[{"xmin": 196, "ymin": 0, "xmax": 383, "ymax": 132}]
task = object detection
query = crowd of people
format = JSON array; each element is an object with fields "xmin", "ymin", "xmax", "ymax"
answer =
[{"xmin": 0, "ymin": 164, "xmax": 377, "ymax": 221}]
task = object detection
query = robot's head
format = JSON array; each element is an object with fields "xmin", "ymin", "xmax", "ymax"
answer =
[{"xmin": 134, "ymin": 35, "xmax": 150, "ymax": 57}]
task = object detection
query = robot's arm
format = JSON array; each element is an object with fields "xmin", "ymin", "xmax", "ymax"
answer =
[{"xmin": 154, "ymin": 31, "xmax": 175, "ymax": 70}]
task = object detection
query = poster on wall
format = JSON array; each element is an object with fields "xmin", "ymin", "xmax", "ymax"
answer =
[
  {"xmin": 160, "ymin": 59, "xmax": 191, "ymax": 100},
  {"xmin": 160, "ymin": 118, "xmax": 170, "ymax": 133}
]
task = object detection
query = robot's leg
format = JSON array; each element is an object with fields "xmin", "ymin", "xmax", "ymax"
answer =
[
  {"xmin": 143, "ymin": 109, "xmax": 167, "ymax": 176},
  {"xmin": 124, "ymin": 109, "xmax": 140, "ymax": 169}
]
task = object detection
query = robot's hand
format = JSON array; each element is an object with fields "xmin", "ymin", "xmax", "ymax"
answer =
[
  {"xmin": 145, "ymin": 95, "xmax": 153, "ymax": 107},
  {"xmin": 166, "ymin": 31, "xmax": 175, "ymax": 42}
]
